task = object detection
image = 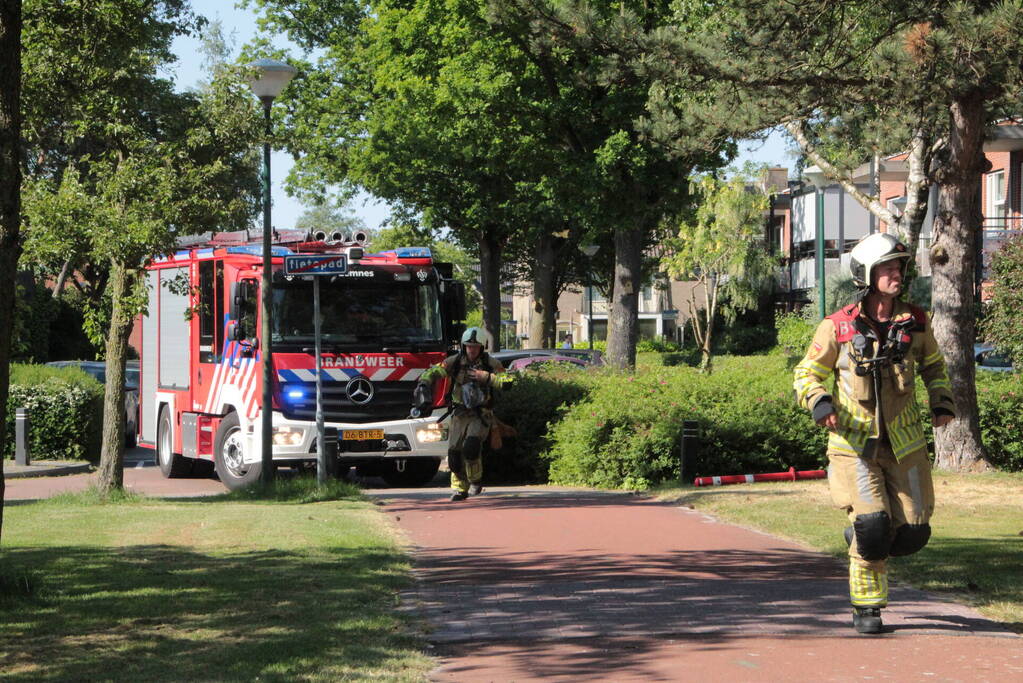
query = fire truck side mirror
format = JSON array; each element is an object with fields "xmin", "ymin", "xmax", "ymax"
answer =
[
  {"xmin": 233, "ymin": 281, "xmax": 256, "ymax": 318},
  {"xmin": 447, "ymin": 281, "xmax": 467, "ymax": 321}
]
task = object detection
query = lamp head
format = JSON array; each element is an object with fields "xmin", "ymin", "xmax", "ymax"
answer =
[{"xmin": 247, "ymin": 58, "xmax": 298, "ymax": 100}]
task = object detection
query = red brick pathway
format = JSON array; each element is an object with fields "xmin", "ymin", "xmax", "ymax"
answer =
[{"xmin": 374, "ymin": 488, "xmax": 1022, "ymax": 682}]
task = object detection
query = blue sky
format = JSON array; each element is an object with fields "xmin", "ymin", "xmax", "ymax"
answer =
[{"xmin": 170, "ymin": 1, "xmax": 795, "ymax": 232}]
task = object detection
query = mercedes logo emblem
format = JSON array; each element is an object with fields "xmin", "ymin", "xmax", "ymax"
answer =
[{"xmin": 346, "ymin": 376, "xmax": 374, "ymax": 405}]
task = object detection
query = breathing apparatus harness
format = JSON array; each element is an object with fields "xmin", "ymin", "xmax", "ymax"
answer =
[{"xmin": 849, "ymin": 316, "xmax": 917, "ymax": 377}]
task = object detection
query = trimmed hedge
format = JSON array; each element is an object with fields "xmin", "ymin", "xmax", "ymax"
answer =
[
  {"xmin": 489, "ymin": 367, "xmax": 591, "ymax": 484},
  {"xmin": 976, "ymin": 373, "xmax": 1023, "ymax": 471},
  {"xmin": 541, "ymin": 355, "xmax": 826, "ymax": 490},
  {"xmin": 4, "ymin": 364, "xmax": 104, "ymax": 461},
  {"xmin": 494, "ymin": 351, "xmax": 1023, "ymax": 491}
]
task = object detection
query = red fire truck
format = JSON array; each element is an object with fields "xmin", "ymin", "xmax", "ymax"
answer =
[{"xmin": 137, "ymin": 229, "xmax": 465, "ymax": 490}]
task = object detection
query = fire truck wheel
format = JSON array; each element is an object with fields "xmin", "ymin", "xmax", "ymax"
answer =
[
  {"xmin": 213, "ymin": 412, "xmax": 262, "ymax": 490},
  {"xmin": 157, "ymin": 406, "xmax": 193, "ymax": 478},
  {"xmin": 380, "ymin": 457, "xmax": 442, "ymax": 487}
]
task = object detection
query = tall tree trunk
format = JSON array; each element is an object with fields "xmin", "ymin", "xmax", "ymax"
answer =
[
  {"xmin": 606, "ymin": 224, "xmax": 642, "ymax": 369},
  {"xmin": 478, "ymin": 230, "xmax": 504, "ymax": 352},
  {"xmin": 930, "ymin": 93, "xmax": 990, "ymax": 472},
  {"xmin": 96, "ymin": 261, "xmax": 136, "ymax": 494},
  {"xmin": 0, "ymin": 0, "xmax": 24, "ymax": 543},
  {"xmin": 528, "ymin": 231, "xmax": 555, "ymax": 348}
]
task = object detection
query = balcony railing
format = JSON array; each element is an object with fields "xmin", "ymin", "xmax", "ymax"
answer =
[{"xmin": 981, "ymin": 216, "xmax": 1023, "ymax": 280}]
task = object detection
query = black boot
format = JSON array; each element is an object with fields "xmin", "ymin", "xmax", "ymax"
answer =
[
  {"xmin": 844, "ymin": 526, "xmax": 853, "ymax": 546},
  {"xmin": 852, "ymin": 607, "xmax": 883, "ymax": 634},
  {"xmin": 468, "ymin": 483, "xmax": 483, "ymax": 496}
]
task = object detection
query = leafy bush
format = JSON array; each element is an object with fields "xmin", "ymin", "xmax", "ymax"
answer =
[
  {"xmin": 715, "ymin": 321, "xmax": 775, "ymax": 355},
  {"xmin": 542, "ymin": 355, "xmax": 826, "ymax": 490},
  {"xmin": 982, "ymin": 233, "xmax": 1023, "ymax": 369},
  {"xmin": 975, "ymin": 373, "xmax": 1023, "ymax": 472},
  {"xmin": 636, "ymin": 338, "xmax": 682, "ymax": 353},
  {"xmin": 570, "ymin": 339, "xmax": 606, "ymax": 352},
  {"xmin": 4, "ymin": 364, "xmax": 104, "ymax": 461},
  {"xmin": 775, "ymin": 311, "xmax": 816, "ymax": 358},
  {"xmin": 490, "ymin": 367, "xmax": 591, "ymax": 484},
  {"xmin": 642, "ymin": 349, "xmax": 702, "ymax": 367},
  {"xmin": 493, "ymin": 351, "xmax": 1023, "ymax": 493}
]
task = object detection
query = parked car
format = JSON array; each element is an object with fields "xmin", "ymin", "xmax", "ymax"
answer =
[
  {"xmin": 974, "ymin": 344, "xmax": 1014, "ymax": 373},
  {"xmin": 45, "ymin": 360, "xmax": 140, "ymax": 446},
  {"xmin": 492, "ymin": 348, "xmax": 604, "ymax": 367},
  {"xmin": 506, "ymin": 355, "xmax": 589, "ymax": 372}
]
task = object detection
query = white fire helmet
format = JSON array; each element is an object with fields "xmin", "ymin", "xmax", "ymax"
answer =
[
  {"xmin": 460, "ymin": 326, "xmax": 493, "ymax": 351},
  {"xmin": 848, "ymin": 233, "xmax": 911, "ymax": 289}
]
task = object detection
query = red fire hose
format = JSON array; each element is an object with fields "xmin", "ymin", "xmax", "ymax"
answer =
[{"xmin": 694, "ymin": 467, "xmax": 827, "ymax": 487}]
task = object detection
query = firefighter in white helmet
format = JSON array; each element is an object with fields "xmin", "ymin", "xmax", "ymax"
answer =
[
  {"xmin": 417, "ymin": 326, "xmax": 509, "ymax": 501},
  {"xmin": 793, "ymin": 232, "xmax": 956, "ymax": 634}
]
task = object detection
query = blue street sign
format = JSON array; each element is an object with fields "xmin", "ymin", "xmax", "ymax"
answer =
[{"xmin": 284, "ymin": 254, "xmax": 349, "ymax": 276}]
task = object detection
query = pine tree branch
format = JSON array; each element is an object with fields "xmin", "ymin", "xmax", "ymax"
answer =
[{"xmin": 785, "ymin": 118, "xmax": 898, "ymax": 227}]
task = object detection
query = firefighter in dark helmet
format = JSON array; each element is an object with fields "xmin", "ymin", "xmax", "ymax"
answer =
[
  {"xmin": 417, "ymin": 327, "xmax": 510, "ymax": 501},
  {"xmin": 794, "ymin": 232, "xmax": 955, "ymax": 634}
]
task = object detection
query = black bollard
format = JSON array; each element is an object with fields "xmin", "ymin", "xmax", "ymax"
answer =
[
  {"xmin": 679, "ymin": 420, "xmax": 699, "ymax": 484},
  {"xmin": 15, "ymin": 408, "xmax": 30, "ymax": 466}
]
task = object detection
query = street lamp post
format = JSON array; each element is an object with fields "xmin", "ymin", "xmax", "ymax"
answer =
[
  {"xmin": 579, "ymin": 244, "xmax": 600, "ymax": 350},
  {"xmin": 248, "ymin": 58, "xmax": 297, "ymax": 484}
]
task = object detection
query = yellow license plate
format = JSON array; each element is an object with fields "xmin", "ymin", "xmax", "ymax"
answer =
[{"xmin": 342, "ymin": 429, "xmax": 384, "ymax": 441}]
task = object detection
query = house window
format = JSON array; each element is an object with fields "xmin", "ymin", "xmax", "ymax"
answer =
[{"xmin": 986, "ymin": 170, "xmax": 1007, "ymax": 227}]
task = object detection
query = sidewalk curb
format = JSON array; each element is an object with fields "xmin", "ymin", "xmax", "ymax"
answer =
[{"xmin": 3, "ymin": 461, "xmax": 93, "ymax": 479}]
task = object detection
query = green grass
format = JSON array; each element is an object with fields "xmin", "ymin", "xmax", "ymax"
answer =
[
  {"xmin": 655, "ymin": 470, "xmax": 1023, "ymax": 632},
  {"xmin": 0, "ymin": 483, "xmax": 432, "ymax": 681}
]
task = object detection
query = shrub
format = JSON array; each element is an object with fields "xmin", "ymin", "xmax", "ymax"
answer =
[
  {"xmin": 981, "ymin": 233, "xmax": 1023, "ymax": 369},
  {"xmin": 489, "ymin": 366, "xmax": 591, "ymax": 483},
  {"xmin": 715, "ymin": 321, "xmax": 775, "ymax": 355},
  {"xmin": 495, "ymin": 351, "xmax": 1023, "ymax": 493},
  {"xmin": 542, "ymin": 354, "xmax": 826, "ymax": 490},
  {"xmin": 4, "ymin": 364, "xmax": 104, "ymax": 461},
  {"xmin": 636, "ymin": 338, "xmax": 682, "ymax": 353},
  {"xmin": 774, "ymin": 311, "xmax": 816, "ymax": 358},
  {"xmin": 975, "ymin": 372, "xmax": 1023, "ymax": 471}
]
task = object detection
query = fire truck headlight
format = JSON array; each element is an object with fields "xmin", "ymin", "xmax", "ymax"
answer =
[
  {"xmin": 416, "ymin": 423, "xmax": 447, "ymax": 443},
  {"xmin": 272, "ymin": 427, "xmax": 306, "ymax": 446}
]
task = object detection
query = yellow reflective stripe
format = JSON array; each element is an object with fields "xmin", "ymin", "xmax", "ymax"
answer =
[
  {"xmin": 887, "ymin": 405, "xmax": 927, "ymax": 460},
  {"xmin": 923, "ymin": 351, "xmax": 943, "ymax": 366},
  {"xmin": 828, "ymin": 430, "xmax": 868, "ymax": 455},
  {"xmin": 929, "ymin": 378, "xmax": 951, "ymax": 390},
  {"xmin": 805, "ymin": 359, "xmax": 831, "ymax": 378},
  {"xmin": 850, "ymin": 561, "xmax": 889, "ymax": 606}
]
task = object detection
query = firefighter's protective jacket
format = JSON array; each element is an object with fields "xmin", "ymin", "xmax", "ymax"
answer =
[
  {"xmin": 420, "ymin": 353, "xmax": 509, "ymax": 410},
  {"xmin": 793, "ymin": 301, "xmax": 956, "ymax": 460}
]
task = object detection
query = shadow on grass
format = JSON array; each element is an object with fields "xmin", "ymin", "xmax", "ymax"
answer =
[
  {"xmin": 894, "ymin": 535, "xmax": 1023, "ymax": 626},
  {"xmin": 0, "ymin": 543, "xmax": 425, "ymax": 681}
]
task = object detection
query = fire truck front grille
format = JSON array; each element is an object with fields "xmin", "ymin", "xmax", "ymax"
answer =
[{"xmin": 280, "ymin": 380, "xmax": 418, "ymax": 424}]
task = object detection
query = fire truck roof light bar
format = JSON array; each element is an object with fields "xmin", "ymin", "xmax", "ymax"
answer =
[{"xmin": 226, "ymin": 245, "xmax": 294, "ymax": 257}]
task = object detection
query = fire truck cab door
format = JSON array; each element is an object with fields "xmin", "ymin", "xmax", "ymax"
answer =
[{"xmin": 194, "ymin": 259, "xmax": 225, "ymax": 412}]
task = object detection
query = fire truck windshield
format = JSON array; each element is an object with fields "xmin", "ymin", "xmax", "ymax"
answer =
[{"xmin": 271, "ymin": 279, "xmax": 444, "ymax": 349}]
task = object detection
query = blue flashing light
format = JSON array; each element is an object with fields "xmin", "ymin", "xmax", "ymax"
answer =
[
  {"xmin": 282, "ymin": 385, "xmax": 307, "ymax": 403},
  {"xmin": 394, "ymin": 247, "xmax": 432, "ymax": 259}
]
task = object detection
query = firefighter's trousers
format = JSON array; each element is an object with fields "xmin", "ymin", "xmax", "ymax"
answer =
[
  {"xmin": 447, "ymin": 410, "xmax": 489, "ymax": 493},
  {"xmin": 828, "ymin": 443, "xmax": 934, "ymax": 607}
]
